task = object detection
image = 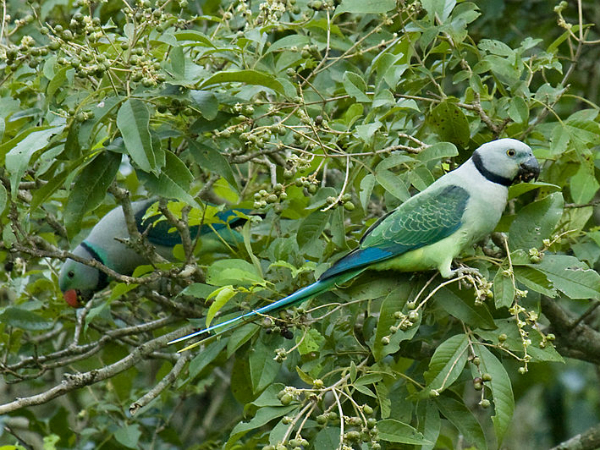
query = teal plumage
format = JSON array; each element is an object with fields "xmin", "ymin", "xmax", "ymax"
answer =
[
  {"xmin": 59, "ymin": 199, "xmax": 248, "ymax": 307},
  {"xmin": 170, "ymin": 138, "xmax": 540, "ymax": 350}
]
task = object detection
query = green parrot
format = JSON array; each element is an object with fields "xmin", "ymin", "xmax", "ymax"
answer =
[
  {"xmin": 59, "ymin": 199, "xmax": 248, "ymax": 307},
  {"xmin": 171, "ymin": 138, "xmax": 540, "ymax": 349}
]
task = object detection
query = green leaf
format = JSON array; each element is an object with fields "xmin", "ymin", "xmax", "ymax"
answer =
[
  {"xmin": 423, "ymin": 334, "xmax": 469, "ymax": 395},
  {"xmin": 474, "ymin": 345, "xmax": 515, "ymax": 444},
  {"xmin": 0, "ymin": 182, "xmax": 7, "ymax": 214},
  {"xmin": 436, "ymin": 396, "xmax": 488, "ymax": 450},
  {"xmin": 479, "ymin": 39, "xmax": 515, "ymax": 57},
  {"xmin": 371, "ymin": 283, "xmax": 418, "ymax": 361},
  {"xmin": 0, "ymin": 307, "xmax": 54, "ymax": 331},
  {"xmin": 174, "ymin": 30, "xmax": 215, "ymax": 47},
  {"xmin": 493, "ymin": 269, "xmax": 515, "ymax": 309},
  {"xmin": 199, "ymin": 70, "xmax": 285, "ymax": 95},
  {"xmin": 509, "ymin": 192, "xmax": 564, "ymax": 250},
  {"xmin": 297, "ymin": 210, "xmax": 331, "ymax": 250},
  {"xmin": 188, "ymin": 338, "xmax": 228, "ymax": 380},
  {"xmin": 4, "ymin": 126, "xmax": 64, "ymax": 198},
  {"xmin": 513, "ymin": 265, "xmax": 557, "ymax": 297},
  {"xmin": 226, "ymin": 405, "xmax": 298, "ymax": 449},
  {"xmin": 207, "ymin": 259, "xmax": 264, "ymax": 286},
  {"xmin": 334, "ymin": 0, "xmax": 395, "ymax": 16},
  {"xmin": 114, "ymin": 425, "xmax": 142, "ymax": 449},
  {"xmin": 570, "ymin": 161, "xmax": 599, "ymax": 204},
  {"xmin": 435, "ymin": 284, "xmax": 496, "ymax": 329},
  {"xmin": 416, "ymin": 142, "xmax": 459, "ymax": 162},
  {"xmin": 139, "ymin": 151, "xmax": 198, "ymax": 207},
  {"xmin": 314, "ymin": 427, "xmax": 341, "ymax": 450},
  {"xmin": 529, "ymin": 255, "xmax": 600, "ymax": 300},
  {"xmin": 421, "ymin": 0, "xmax": 456, "ymax": 22},
  {"xmin": 476, "ymin": 318, "xmax": 564, "ymax": 363},
  {"xmin": 429, "ymin": 101, "xmax": 470, "ymax": 147},
  {"xmin": 188, "ymin": 140, "xmax": 238, "ymax": 191},
  {"xmin": 377, "ymin": 419, "xmax": 431, "ymax": 445},
  {"xmin": 417, "ymin": 401, "xmax": 441, "ymax": 450},
  {"xmin": 64, "ymin": 151, "xmax": 121, "ymax": 237},
  {"xmin": 359, "ymin": 173, "xmax": 376, "ymax": 211},
  {"xmin": 376, "ymin": 382, "xmax": 392, "ymax": 419},
  {"xmin": 189, "ymin": 90, "xmax": 219, "ymax": 120},
  {"xmin": 117, "ymin": 99, "xmax": 162, "ymax": 173},
  {"xmin": 297, "ymin": 328, "xmax": 325, "ymax": 355},
  {"xmin": 508, "ymin": 181, "xmax": 561, "ymax": 200},
  {"xmin": 375, "ymin": 169, "xmax": 410, "ymax": 201},
  {"xmin": 249, "ymin": 338, "xmax": 281, "ymax": 394},
  {"xmin": 206, "ymin": 285, "xmax": 237, "ymax": 327},
  {"xmin": 508, "ymin": 97, "xmax": 529, "ymax": 124},
  {"xmin": 342, "ymin": 71, "xmax": 370, "ymax": 102},
  {"xmin": 267, "ymin": 35, "xmax": 311, "ymax": 53},
  {"xmin": 251, "ymin": 383, "xmax": 286, "ymax": 408}
]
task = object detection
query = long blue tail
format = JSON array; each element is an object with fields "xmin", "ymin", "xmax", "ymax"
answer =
[{"xmin": 169, "ymin": 268, "xmax": 364, "ymax": 351}]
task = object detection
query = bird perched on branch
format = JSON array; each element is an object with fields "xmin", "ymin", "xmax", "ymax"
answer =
[
  {"xmin": 59, "ymin": 199, "xmax": 248, "ymax": 307},
  {"xmin": 171, "ymin": 138, "xmax": 540, "ymax": 351}
]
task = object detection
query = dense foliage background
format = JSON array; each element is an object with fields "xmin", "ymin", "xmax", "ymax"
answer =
[{"xmin": 1, "ymin": 0, "xmax": 600, "ymax": 448}]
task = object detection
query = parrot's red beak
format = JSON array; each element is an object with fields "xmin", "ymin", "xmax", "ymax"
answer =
[{"xmin": 64, "ymin": 289, "xmax": 81, "ymax": 308}]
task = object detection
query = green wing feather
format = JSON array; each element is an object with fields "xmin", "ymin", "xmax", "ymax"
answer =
[{"xmin": 320, "ymin": 185, "xmax": 469, "ymax": 279}]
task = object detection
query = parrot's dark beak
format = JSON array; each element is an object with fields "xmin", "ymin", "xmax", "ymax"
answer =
[{"xmin": 517, "ymin": 156, "xmax": 540, "ymax": 182}]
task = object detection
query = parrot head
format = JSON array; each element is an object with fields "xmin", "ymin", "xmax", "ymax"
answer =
[
  {"xmin": 473, "ymin": 138, "xmax": 540, "ymax": 184},
  {"xmin": 58, "ymin": 244, "xmax": 108, "ymax": 308}
]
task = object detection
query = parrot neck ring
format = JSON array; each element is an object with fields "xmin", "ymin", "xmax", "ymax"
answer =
[
  {"xmin": 80, "ymin": 241, "xmax": 109, "ymax": 289},
  {"xmin": 472, "ymin": 151, "xmax": 512, "ymax": 187}
]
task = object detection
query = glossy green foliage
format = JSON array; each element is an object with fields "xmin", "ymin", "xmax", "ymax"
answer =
[{"xmin": 1, "ymin": 0, "xmax": 600, "ymax": 449}]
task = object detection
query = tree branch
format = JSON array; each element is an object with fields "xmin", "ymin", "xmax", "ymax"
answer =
[
  {"xmin": 541, "ymin": 296, "xmax": 600, "ymax": 365},
  {"xmin": 0, "ymin": 327, "xmax": 183, "ymax": 415},
  {"xmin": 550, "ymin": 422, "xmax": 600, "ymax": 450}
]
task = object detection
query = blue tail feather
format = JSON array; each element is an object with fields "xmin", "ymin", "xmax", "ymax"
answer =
[{"xmin": 169, "ymin": 268, "xmax": 365, "ymax": 348}]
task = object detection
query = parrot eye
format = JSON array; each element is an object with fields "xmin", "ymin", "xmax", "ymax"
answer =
[
  {"xmin": 507, "ymin": 149, "xmax": 516, "ymax": 157},
  {"xmin": 67, "ymin": 271, "xmax": 75, "ymax": 279}
]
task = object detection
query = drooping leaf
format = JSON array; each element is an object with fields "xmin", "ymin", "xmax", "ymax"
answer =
[
  {"xmin": 377, "ymin": 419, "xmax": 432, "ymax": 445},
  {"xmin": 429, "ymin": 101, "xmax": 470, "ymax": 147},
  {"xmin": 435, "ymin": 284, "xmax": 496, "ymax": 329},
  {"xmin": 138, "ymin": 151, "xmax": 198, "ymax": 207},
  {"xmin": 249, "ymin": 337, "xmax": 281, "ymax": 394},
  {"xmin": 206, "ymin": 285, "xmax": 237, "ymax": 327},
  {"xmin": 334, "ymin": 0, "xmax": 396, "ymax": 16},
  {"xmin": 206, "ymin": 259, "xmax": 265, "ymax": 286},
  {"xmin": 114, "ymin": 424, "xmax": 142, "ymax": 449},
  {"xmin": 64, "ymin": 151, "xmax": 121, "ymax": 237},
  {"xmin": 509, "ymin": 192, "xmax": 564, "ymax": 250},
  {"xmin": 436, "ymin": 396, "xmax": 488, "ymax": 450},
  {"xmin": 117, "ymin": 99, "xmax": 163, "ymax": 173},
  {"xmin": 0, "ymin": 307, "xmax": 54, "ymax": 331},
  {"xmin": 189, "ymin": 90, "xmax": 219, "ymax": 120},
  {"xmin": 371, "ymin": 283, "xmax": 417, "ymax": 361},
  {"xmin": 527, "ymin": 255, "xmax": 600, "ymax": 300},
  {"xmin": 423, "ymin": 334, "xmax": 469, "ymax": 395},
  {"xmin": 199, "ymin": 70, "xmax": 286, "ymax": 95},
  {"xmin": 342, "ymin": 71, "xmax": 370, "ymax": 102},
  {"xmin": 4, "ymin": 126, "xmax": 64, "ymax": 198},
  {"xmin": 474, "ymin": 345, "xmax": 515, "ymax": 444},
  {"xmin": 297, "ymin": 210, "xmax": 331, "ymax": 251},
  {"xmin": 188, "ymin": 140, "xmax": 238, "ymax": 191}
]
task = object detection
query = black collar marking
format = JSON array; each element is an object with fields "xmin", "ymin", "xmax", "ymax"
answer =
[
  {"xmin": 80, "ymin": 241, "xmax": 110, "ymax": 290},
  {"xmin": 472, "ymin": 151, "xmax": 512, "ymax": 187}
]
